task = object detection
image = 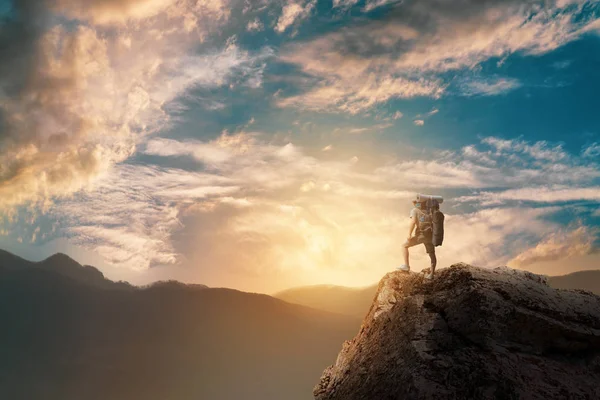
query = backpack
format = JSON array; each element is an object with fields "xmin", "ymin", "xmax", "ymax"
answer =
[
  {"xmin": 431, "ymin": 208, "xmax": 444, "ymax": 246},
  {"xmin": 414, "ymin": 208, "xmax": 433, "ymax": 237},
  {"xmin": 419, "ymin": 199, "xmax": 445, "ymax": 247}
]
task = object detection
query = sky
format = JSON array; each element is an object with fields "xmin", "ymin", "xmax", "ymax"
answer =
[{"xmin": 0, "ymin": 0, "xmax": 599, "ymax": 294}]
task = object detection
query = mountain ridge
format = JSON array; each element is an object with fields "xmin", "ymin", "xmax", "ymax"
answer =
[
  {"xmin": 0, "ymin": 249, "xmax": 123, "ymax": 289},
  {"xmin": 0, "ymin": 248, "xmax": 360, "ymax": 400},
  {"xmin": 275, "ymin": 283, "xmax": 378, "ymax": 318}
]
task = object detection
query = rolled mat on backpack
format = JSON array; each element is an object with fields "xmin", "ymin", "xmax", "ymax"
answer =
[{"xmin": 416, "ymin": 194, "xmax": 444, "ymax": 204}]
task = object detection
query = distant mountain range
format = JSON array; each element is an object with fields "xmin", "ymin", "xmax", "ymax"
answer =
[
  {"xmin": 275, "ymin": 268, "xmax": 600, "ymax": 317},
  {"xmin": 0, "ymin": 249, "xmax": 360, "ymax": 400},
  {"xmin": 547, "ymin": 270, "xmax": 600, "ymax": 294},
  {"xmin": 275, "ymin": 284, "xmax": 377, "ymax": 318}
]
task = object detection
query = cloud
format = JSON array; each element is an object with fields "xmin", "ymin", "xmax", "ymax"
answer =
[
  {"xmin": 348, "ymin": 127, "xmax": 370, "ymax": 134},
  {"xmin": 0, "ymin": 1, "xmax": 271, "ymax": 210},
  {"xmin": 439, "ymin": 206, "xmax": 562, "ymax": 268},
  {"xmin": 332, "ymin": 0, "xmax": 360, "ymax": 8},
  {"xmin": 392, "ymin": 111, "xmax": 404, "ymax": 120},
  {"xmin": 277, "ymin": 0, "xmax": 600, "ymax": 113},
  {"xmin": 508, "ymin": 226, "xmax": 597, "ymax": 267},
  {"xmin": 459, "ymin": 77, "xmax": 522, "ymax": 96},
  {"xmin": 247, "ymin": 18, "xmax": 264, "ymax": 32},
  {"xmin": 52, "ymin": 0, "xmax": 230, "ymax": 26},
  {"xmin": 364, "ymin": 0, "xmax": 400, "ymax": 12},
  {"xmin": 466, "ymin": 187, "xmax": 600, "ymax": 204},
  {"xmin": 51, "ymin": 0, "xmax": 175, "ymax": 24},
  {"xmin": 43, "ymin": 131, "xmax": 380, "ymax": 274},
  {"xmin": 413, "ymin": 120, "xmax": 425, "ymax": 126},
  {"xmin": 481, "ymin": 137, "xmax": 570, "ymax": 162},
  {"xmin": 143, "ymin": 132, "xmax": 355, "ymax": 190},
  {"xmin": 582, "ymin": 142, "xmax": 600, "ymax": 158},
  {"xmin": 277, "ymin": 75, "xmax": 445, "ymax": 114},
  {"xmin": 376, "ymin": 136, "xmax": 600, "ymax": 190},
  {"xmin": 51, "ymin": 163, "xmax": 240, "ymax": 270},
  {"xmin": 552, "ymin": 60, "xmax": 573, "ymax": 69},
  {"xmin": 275, "ymin": 0, "xmax": 316, "ymax": 33},
  {"xmin": 375, "ymin": 159, "xmax": 481, "ymax": 188}
]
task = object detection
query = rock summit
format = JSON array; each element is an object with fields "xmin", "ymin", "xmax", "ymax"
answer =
[{"xmin": 314, "ymin": 264, "xmax": 600, "ymax": 400}]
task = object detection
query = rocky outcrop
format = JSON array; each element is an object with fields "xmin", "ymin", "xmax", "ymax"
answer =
[{"xmin": 314, "ymin": 263, "xmax": 600, "ymax": 400}]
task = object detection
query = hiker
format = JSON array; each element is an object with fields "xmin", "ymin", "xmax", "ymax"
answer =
[{"xmin": 396, "ymin": 195, "xmax": 444, "ymax": 280}]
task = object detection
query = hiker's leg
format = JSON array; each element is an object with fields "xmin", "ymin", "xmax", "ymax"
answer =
[
  {"xmin": 398, "ymin": 237, "xmax": 418, "ymax": 271},
  {"xmin": 424, "ymin": 243, "xmax": 436, "ymax": 279},
  {"xmin": 429, "ymin": 251, "xmax": 437, "ymax": 273}
]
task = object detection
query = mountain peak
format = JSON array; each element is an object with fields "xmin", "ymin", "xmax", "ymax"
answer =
[
  {"xmin": 314, "ymin": 264, "xmax": 600, "ymax": 400},
  {"xmin": 44, "ymin": 252, "xmax": 75, "ymax": 261},
  {"xmin": 38, "ymin": 252, "xmax": 107, "ymax": 284}
]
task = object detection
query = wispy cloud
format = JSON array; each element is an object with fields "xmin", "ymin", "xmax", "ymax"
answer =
[
  {"xmin": 332, "ymin": 0, "xmax": 360, "ymax": 8},
  {"xmin": 42, "ymin": 131, "xmax": 372, "ymax": 272},
  {"xmin": 277, "ymin": 0, "xmax": 600, "ymax": 113},
  {"xmin": 552, "ymin": 60, "xmax": 573, "ymax": 69},
  {"xmin": 461, "ymin": 187, "xmax": 600, "ymax": 204},
  {"xmin": 247, "ymin": 18, "xmax": 264, "ymax": 32},
  {"xmin": 277, "ymin": 74, "xmax": 444, "ymax": 114},
  {"xmin": 583, "ymin": 142, "xmax": 600, "ymax": 158},
  {"xmin": 377, "ymin": 136, "xmax": 599, "ymax": 192},
  {"xmin": 275, "ymin": 0, "xmax": 316, "ymax": 33},
  {"xmin": 439, "ymin": 206, "xmax": 563, "ymax": 268},
  {"xmin": 51, "ymin": 163, "xmax": 240, "ymax": 269},
  {"xmin": 508, "ymin": 226, "xmax": 597, "ymax": 267},
  {"xmin": 364, "ymin": 0, "xmax": 401, "ymax": 12},
  {"xmin": 459, "ymin": 77, "xmax": 522, "ymax": 96}
]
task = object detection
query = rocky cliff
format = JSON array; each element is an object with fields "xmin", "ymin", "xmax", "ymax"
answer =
[{"xmin": 314, "ymin": 263, "xmax": 600, "ymax": 400}]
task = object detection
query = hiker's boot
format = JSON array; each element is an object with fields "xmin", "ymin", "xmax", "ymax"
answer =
[{"xmin": 396, "ymin": 264, "xmax": 410, "ymax": 272}]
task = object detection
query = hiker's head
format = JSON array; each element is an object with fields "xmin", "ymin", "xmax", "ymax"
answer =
[{"xmin": 412, "ymin": 200, "xmax": 424, "ymax": 209}]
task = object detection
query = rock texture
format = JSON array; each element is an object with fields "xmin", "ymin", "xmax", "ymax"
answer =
[{"xmin": 314, "ymin": 263, "xmax": 600, "ymax": 400}]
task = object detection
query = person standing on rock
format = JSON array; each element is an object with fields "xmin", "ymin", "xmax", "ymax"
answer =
[{"xmin": 396, "ymin": 196, "xmax": 437, "ymax": 280}]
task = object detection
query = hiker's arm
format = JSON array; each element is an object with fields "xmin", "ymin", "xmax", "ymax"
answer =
[{"xmin": 407, "ymin": 217, "xmax": 416, "ymax": 239}]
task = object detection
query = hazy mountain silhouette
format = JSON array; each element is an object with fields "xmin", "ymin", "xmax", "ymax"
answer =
[
  {"xmin": 277, "ymin": 269, "xmax": 600, "ymax": 316},
  {"xmin": 275, "ymin": 284, "xmax": 377, "ymax": 318},
  {"xmin": 0, "ymin": 249, "xmax": 132, "ymax": 290},
  {"xmin": 0, "ymin": 249, "xmax": 360, "ymax": 400},
  {"xmin": 547, "ymin": 270, "xmax": 600, "ymax": 295}
]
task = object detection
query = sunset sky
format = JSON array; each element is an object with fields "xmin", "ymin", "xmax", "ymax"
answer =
[{"xmin": 0, "ymin": 0, "xmax": 599, "ymax": 293}]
